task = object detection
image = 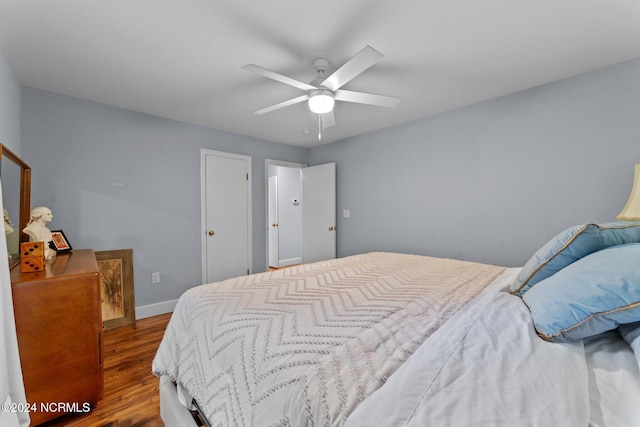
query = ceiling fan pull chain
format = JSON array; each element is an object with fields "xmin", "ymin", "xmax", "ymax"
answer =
[{"xmin": 318, "ymin": 114, "xmax": 322, "ymax": 140}]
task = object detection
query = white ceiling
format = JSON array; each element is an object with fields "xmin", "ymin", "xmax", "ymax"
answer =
[{"xmin": 1, "ymin": 1, "xmax": 640, "ymax": 148}]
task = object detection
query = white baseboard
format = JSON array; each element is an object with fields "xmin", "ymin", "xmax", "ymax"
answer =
[
  {"xmin": 136, "ymin": 299, "xmax": 177, "ymax": 319},
  {"xmin": 279, "ymin": 257, "xmax": 302, "ymax": 268}
]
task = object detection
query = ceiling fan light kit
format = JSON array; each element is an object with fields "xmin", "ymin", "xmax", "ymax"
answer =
[
  {"xmin": 308, "ymin": 89, "xmax": 335, "ymax": 114},
  {"xmin": 243, "ymin": 45, "xmax": 401, "ymax": 139}
]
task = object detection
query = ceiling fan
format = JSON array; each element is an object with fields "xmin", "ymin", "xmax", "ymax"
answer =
[{"xmin": 242, "ymin": 46, "xmax": 401, "ymax": 136}]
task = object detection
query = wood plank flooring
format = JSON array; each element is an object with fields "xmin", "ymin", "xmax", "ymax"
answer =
[
  {"xmin": 41, "ymin": 313, "xmax": 172, "ymax": 427},
  {"xmin": 268, "ymin": 264, "xmax": 299, "ymax": 271}
]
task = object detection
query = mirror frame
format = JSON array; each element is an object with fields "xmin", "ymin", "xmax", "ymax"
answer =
[{"xmin": 0, "ymin": 144, "xmax": 32, "ymax": 269}]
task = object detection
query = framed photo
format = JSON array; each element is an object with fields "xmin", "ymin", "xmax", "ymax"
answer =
[
  {"xmin": 50, "ymin": 230, "xmax": 72, "ymax": 252},
  {"xmin": 96, "ymin": 249, "xmax": 136, "ymax": 330}
]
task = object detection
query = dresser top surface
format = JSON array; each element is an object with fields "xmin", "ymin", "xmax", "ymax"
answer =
[{"xmin": 11, "ymin": 249, "xmax": 98, "ymax": 284}]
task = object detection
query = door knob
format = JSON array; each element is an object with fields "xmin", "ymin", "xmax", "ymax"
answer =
[
  {"xmin": 328, "ymin": 226, "xmax": 334, "ymax": 231},
  {"xmin": 208, "ymin": 230, "xmax": 215, "ymax": 236},
  {"xmin": 272, "ymin": 223, "xmax": 278, "ymax": 227}
]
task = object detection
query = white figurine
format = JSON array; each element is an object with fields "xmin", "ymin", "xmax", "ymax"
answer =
[
  {"xmin": 4, "ymin": 209, "xmax": 14, "ymax": 235},
  {"xmin": 23, "ymin": 206, "xmax": 56, "ymax": 259}
]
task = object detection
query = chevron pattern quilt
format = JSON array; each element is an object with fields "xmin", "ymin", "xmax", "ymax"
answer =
[{"xmin": 152, "ymin": 252, "xmax": 505, "ymax": 426}]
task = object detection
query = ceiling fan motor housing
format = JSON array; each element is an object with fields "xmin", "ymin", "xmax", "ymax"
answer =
[
  {"xmin": 310, "ymin": 58, "xmax": 331, "ymax": 88},
  {"xmin": 312, "ymin": 58, "xmax": 330, "ymax": 75},
  {"xmin": 308, "ymin": 58, "xmax": 334, "ymax": 113}
]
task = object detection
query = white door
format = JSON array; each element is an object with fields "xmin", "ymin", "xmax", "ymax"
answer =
[
  {"xmin": 302, "ymin": 163, "xmax": 336, "ymax": 264},
  {"xmin": 268, "ymin": 176, "xmax": 279, "ymax": 268},
  {"xmin": 201, "ymin": 150, "xmax": 252, "ymax": 283}
]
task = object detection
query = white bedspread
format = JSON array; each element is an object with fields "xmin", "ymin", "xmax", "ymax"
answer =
[
  {"xmin": 346, "ymin": 268, "xmax": 591, "ymax": 427},
  {"xmin": 152, "ymin": 252, "xmax": 505, "ymax": 426},
  {"xmin": 585, "ymin": 330, "xmax": 640, "ymax": 427}
]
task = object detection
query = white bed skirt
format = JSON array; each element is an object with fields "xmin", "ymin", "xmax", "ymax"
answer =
[{"xmin": 159, "ymin": 376, "xmax": 200, "ymax": 426}]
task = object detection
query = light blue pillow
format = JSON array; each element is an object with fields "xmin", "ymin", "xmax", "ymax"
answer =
[
  {"xmin": 511, "ymin": 222, "xmax": 640, "ymax": 296},
  {"xmin": 620, "ymin": 322, "xmax": 640, "ymax": 366},
  {"xmin": 523, "ymin": 243, "xmax": 640, "ymax": 342}
]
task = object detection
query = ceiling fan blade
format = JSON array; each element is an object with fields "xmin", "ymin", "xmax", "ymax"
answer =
[
  {"xmin": 253, "ymin": 94, "xmax": 309, "ymax": 115},
  {"xmin": 309, "ymin": 110, "xmax": 336, "ymax": 129},
  {"xmin": 242, "ymin": 64, "xmax": 316, "ymax": 91},
  {"xmin": 321, "ymin": 110, "xmax": 336, "ymax": 128},
  {"xmin": 334, "ymin": 89, "xmax": 401, "ymax": 108},
  {"xmin": 320, "ymin": 46, "xmax": 383, "ymax": 92}
]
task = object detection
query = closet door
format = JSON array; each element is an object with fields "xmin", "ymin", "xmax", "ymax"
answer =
[{"xmin": 201, "ymin": 150, "xmax": 252, "ymax": 284}]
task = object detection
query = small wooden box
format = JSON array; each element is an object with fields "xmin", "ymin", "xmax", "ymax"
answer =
[
  {"xmin": 21, "ymin": 241, "xmax": 46, "ymax": 258},
  {"xmin": 20, "ymin": 242, "xmax": 46, "ymax": 273},
  {"xmin": 21, "ymin": 256, "xmax": 45, "ymax": 273}
]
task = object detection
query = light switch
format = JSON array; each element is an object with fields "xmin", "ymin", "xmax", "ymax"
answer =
[{"xmin": 343, "ymin": 209, "xmax": 350, "ymax": 218}]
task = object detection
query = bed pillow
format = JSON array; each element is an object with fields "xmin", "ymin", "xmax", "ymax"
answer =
[
  {"xmin": 511, "ymin": 222, "xmax": 640, "ymax": 296},
  {"xmin": 620, "ymin": 322, "xmax": 640, "ymax": 366},
  {"xmin": 523, "ymin": 243, "xmax": 640, "ymax": 342}
]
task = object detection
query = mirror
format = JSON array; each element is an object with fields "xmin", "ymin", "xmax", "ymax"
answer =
[{"xmin": 0, "ymin": 144, "xmax": 31, "ymax": 269}]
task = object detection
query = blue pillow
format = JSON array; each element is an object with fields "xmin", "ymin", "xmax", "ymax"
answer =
[
  {"xmin": 510, "ymin": 222, "xmax": 640, "ymax": 295},
  {"xmin": 523, "ymin": 243, "xmax": 640, "ymax": 342}
]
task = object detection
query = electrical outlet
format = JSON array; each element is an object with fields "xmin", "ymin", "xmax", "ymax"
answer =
[{"xmin": 152, "ymin": 272, "xmax": 160, "ymax": 283}]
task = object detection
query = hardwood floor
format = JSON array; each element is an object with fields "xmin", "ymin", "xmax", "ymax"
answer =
[
  {"xmin": 268, "ymin": 264, "xmax": 299, "ymax": 271},
  {"xmin": 41, "ymin": 313, "xmax": 172, "ymax": 427}
]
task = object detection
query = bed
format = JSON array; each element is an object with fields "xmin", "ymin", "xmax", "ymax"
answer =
[{"xmin": 153, "ymin": 222, "xmax": 640, "ymax": 426}]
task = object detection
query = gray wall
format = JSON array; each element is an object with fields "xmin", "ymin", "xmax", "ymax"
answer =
[
  {"xmin": 21, "ymin": 88, "xmax": 308, "ymax": 308},
  {"xmin": 0, "ymin": 47, "xmax": 20, "ymax": 152},
  {"xmin": 14, "ymin": 56, "xmax": 640, "ymax": 311},
  {"xmin": 0, "ymin": 47, "xmax": 22, "ymax": 255},
  {"xmin": 309, "ymin": 58, "xmax": 640, "ymax": 267}
]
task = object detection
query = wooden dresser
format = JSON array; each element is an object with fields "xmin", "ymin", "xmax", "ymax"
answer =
[{"xmin": 10, "ymin": 249, "xmax": 104, "ymax": 425}]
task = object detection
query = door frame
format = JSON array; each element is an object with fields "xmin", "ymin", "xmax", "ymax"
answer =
[
  {"xmin": 201, "ymin": 149, "xmax": 253, "ymax": 284},
  {"xmin": 264, "ymin": 159, "xmax": 306, "ymax": 271}
]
